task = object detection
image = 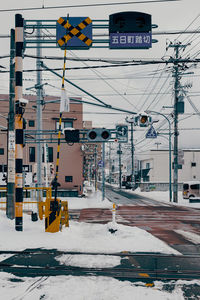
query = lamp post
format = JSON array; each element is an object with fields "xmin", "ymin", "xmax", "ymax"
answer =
[{"xmin": 145, "ymin": 110, "xmax": 172, "ymax": 202}]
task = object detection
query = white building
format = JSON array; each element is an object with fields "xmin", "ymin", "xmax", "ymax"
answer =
[{"xmin": 139, "ymin": 149, "xmax": 200, "ymax": 184}]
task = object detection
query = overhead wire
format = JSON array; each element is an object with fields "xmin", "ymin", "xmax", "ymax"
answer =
[
  {"xmin": 68, "ymin": 50, "xmax": 138, "ymax": 111},
  {"xmin": 0, "ymin": 0, "xmax": 180, "ymax": 13}
]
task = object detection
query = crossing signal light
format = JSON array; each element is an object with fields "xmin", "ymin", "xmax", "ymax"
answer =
[
  {"xmin": 87, "ymin": 128, "xmax": 111, "ymax": 142},
  {"xmin": 64, "ymin": 129, "xmax": 80, "ymax": 143}
]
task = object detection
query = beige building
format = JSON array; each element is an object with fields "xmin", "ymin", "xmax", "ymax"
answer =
[{"xmin": 0, "ymin": 94, "xmax": 84, "ymax": 196}]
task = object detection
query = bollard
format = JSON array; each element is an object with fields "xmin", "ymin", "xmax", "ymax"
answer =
[{"xmin": 108, "ymin": 203, "xmax": 118, "ymax": 234}]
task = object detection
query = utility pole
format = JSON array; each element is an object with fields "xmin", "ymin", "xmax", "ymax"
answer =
[
  {"xmin": 109, "ymin": 143, "xmax": 112, "ymax": 184},
  {"xmin": 168, "ymin": 41, "xmax": 188, "ymax": 203},
  {"xmin": 7, "ymin": 28, "xmax": 15, "ymax": 219},
  {"xmin": 36, "ymin": 22, "xmax": 43, "ymax": 203},
  {"xmin": 173, "ymin": 44, "xmax": 179, "ymax": 203},
  {"xmin": 118, "ymin": 143, "xmax": 122, "ymax": 189},
  {"xmin": 102, "ymin": 143, "xmax": 105, "ymax": 201},
  {"xmin": 94, "ymin": 145, "xmax": 97, "ymax": 191},
  {"xmin": 131, "ymin": 122, "xmax": 134, "ymax": 184}
]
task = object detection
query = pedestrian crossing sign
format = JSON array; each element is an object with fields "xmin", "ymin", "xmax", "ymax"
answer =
[{"xmin": 145, "ymin": 126, "xmax": 157, "ymax": 139}]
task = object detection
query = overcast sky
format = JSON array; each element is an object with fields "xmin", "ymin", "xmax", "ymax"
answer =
[{"xmin": 0, "ymin": 0, "xmax": 200, "ymax": 152}]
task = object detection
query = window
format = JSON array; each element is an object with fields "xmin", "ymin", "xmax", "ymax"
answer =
[
  {"xmin": 29, "ymin": 147, "xmax": 35, "ymax": 162},
  {"xmin": 56, "ymin": 121, "xmax": 73, "ymax": 130},
  {"xmin": 183, "ymin": 184, "xmax": 189, "ymax": 191},
  {"xmin": 146, "ymin": 162, "xmax": 150, "ymax": 169},
  {"xmin": 0, "ymin": 148, "xmax": 4, "ymax": 155},
  {"xmin": 65, "ymin": 176, "xmax": 73, "ymax": 182},
  {"xmin": 191, "ymin": 162, "xmax": 196, "ymax": 167},
  {"xmin": 48, "ymin": 147, "xmax": 53, "ymax": 162},
  {"xmin": 191, "ymin": 184, "xmax": 200, "ymax": 190},
  {"xmin": 29, "ymin": 120, "xmax": 35, "ymax": 127},
  {"xmin": 0, "ymin": 165, "xmax": 7, "ymax": 172},
  {"xmin": 42, "ymin": 147, "xmax": 53, "ymax": 163}
]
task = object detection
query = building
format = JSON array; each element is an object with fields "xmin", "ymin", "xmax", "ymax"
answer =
[
  {"xmin": 82, "ymin": 121, "xmax": 102, "ymax": 183},
  {"xmin": 0, "ymin": 94, "xmax": 84, "ymax": 196},
  {"xmin": 138, "ymin": 149, "xmax": 200, "ymax": 190}
]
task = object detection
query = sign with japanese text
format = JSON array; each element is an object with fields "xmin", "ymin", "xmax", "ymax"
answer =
[{"xmin": 109, "ymin": 32, "xmax": 152, "ymax": 49}]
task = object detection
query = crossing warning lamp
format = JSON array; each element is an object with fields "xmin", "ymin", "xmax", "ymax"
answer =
[{"xmin": 87, "ymin": 128, "xmax": 111, "ymax": 142}]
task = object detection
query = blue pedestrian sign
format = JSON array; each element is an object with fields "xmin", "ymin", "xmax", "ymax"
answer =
[
  {"xmin": 146, "ymin": 126, "xmax": 157, "ymax": 139},
  {"xmin": 98, "ymin": 160, "xmax": 104, "ymax": 167}
]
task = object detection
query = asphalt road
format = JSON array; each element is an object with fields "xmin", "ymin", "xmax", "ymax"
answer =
[{"xmin": 105, "ymin": 184, "xmax": 169, "ymax": 206}]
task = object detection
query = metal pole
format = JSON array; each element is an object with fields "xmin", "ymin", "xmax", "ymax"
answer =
[
  {"xmin": 109, "ymin": 143, "xmax": 112, "ymax": 184},
  {"xmin": 118, "ymin": 143, "xmax": 122, "ymax": 189},
  {"xmin": 173, "ymin": 45, "xmax": 179, "ymax": 203},
  {"xmin": 102, "ymin": 143, "xmax": 105, "ymax": 201},
  {"xmin": 169, "ymin": 123, "xmax": 172, "ymax": 202},
  {"xmin": 36, "ymin": 22, "xmax": 43, "ymax": 203},
  {"xmin": 130, "ymin": 122, "xmax": 134, "ymax": 183},
  {"xmin": 7, "ymin": 28, "xmax": 15, "ymax": 219},
  {"xmin": 94, "ymin": 145, "xmax": 97, "ymax": 191}
]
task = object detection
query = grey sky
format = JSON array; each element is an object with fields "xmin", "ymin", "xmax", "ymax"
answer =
[{"xmin": 0, "ymin": 0, "xmax": 200, "ymax": 151}]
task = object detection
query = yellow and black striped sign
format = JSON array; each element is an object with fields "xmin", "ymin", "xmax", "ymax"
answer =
[{"xmin": 57, "ymin": 17, "xmax": 92, "ymax": 47}]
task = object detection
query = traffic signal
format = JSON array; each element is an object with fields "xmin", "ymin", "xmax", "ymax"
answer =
[
  {"xmin": 64, "ymin": 129, "xmax": 80, "ymax": 143},
  {"xmin": 87, "ymin": 128, "xmax": 111, "ymax": 142},
  {"xmin": 138, "ymin": 114, "xmax": 151, "ymax": 127}
]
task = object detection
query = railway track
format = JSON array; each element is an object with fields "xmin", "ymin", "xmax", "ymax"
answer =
[{"xmin": 1, "ymin": 250, "xmax": 200, "ymax": 281}]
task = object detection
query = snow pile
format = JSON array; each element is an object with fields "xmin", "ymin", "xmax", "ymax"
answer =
[
  {"xmin": 55, "ymin": 254, "xmax": 121, "ymax": 268},
  {"xmin": 0, "ymin": 211, "xmax": 179, "ymax": 254},
  {"xmin": 0, "ymin": 272, "xmax": 186, "ymax": 300},
  {"xmin": 63, "ymin": 190, "xmax": 113, "ymax": 209}
]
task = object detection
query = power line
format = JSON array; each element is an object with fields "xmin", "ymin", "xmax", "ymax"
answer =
[{"xmin": 0, "ymin": 0, "xmax": 180, "ymax": 13}]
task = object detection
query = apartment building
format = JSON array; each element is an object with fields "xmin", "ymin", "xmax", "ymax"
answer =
[{"xmin": 0, "ymin": 94, "xmax": 84, "ymax": 196}]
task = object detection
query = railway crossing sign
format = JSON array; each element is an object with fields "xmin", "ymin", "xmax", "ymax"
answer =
[
  {"xmin": 56, "ymin": 17, "xmax": 92, "ymax": 49},
  {"xmin": 146, "ymin": 125, "xmax": 157, "ymax": 139}
]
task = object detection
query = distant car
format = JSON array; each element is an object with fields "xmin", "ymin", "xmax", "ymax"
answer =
[{"xmin": 183, "ymin": 181, "xmax": 200, "ymax": 199}]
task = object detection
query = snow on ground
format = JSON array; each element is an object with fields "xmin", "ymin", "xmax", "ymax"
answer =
[
  {"xmin": 128, "ymin": 188, "xmax": 200, "ymax": 209},
  {"xmin": 0, "ymin": 185, "xmax": 198, "ymax": 299},
  {"xmin": 0, "ymin": 211, "xmax": 179, "ymax": 254},
  {"xmin": 0, "ymin": 272, "xmax": 187, "ymax": 300},
  {"xmin": 55, "ymin": 254, "xmax": 121, "ymax": 268},
  {"xmin": 62, "ymin": 190, "xmax": 113, "ymax": 210}
]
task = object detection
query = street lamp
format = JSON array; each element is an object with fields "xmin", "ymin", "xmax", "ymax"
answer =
[{"xmin": 145, "ymin": 110, "xmax": 172, "ymax": 202}]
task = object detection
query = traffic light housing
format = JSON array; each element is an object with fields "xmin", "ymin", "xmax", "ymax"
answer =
[
  {"xmin": 64, "ymin": 129, "xmax": 80, "ymax": 143},
  {"xmin": 140, "ymin": 115, "xmax": 148, "ymax": 127},
  {"xmin": 87, "ymin": 128, "xmax": 111, "ymax": 142},
  {"xmin": 135, "ymin": 114, "xmax": 152, "ymax": 127}
]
